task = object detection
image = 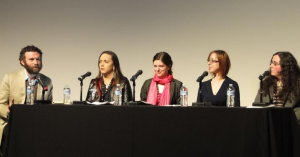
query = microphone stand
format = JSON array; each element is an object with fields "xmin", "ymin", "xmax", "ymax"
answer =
[
  {"xmin": 35, "ymin": 86, "xmax": 50, "ymax": 105},
  {"xmin": 192, "ymin": 77, "xmax": 212, "ymax": 107},
  {"xmin": 192, "ymin": 80, "xmax": 207, "ymax": 107},
  {"xmin": 132, "ymin": 80, "xmax": 136, "ymax": 102},
  {"xmin": 198, "ymin": 81, "xmax": 203, "ymax": 102},
  {"xmin": 80, "ymin": 79, "xmax": 83, "ymax": 101},
  {"xmin": 35, "ymin": 77, "xmax": 50, "ymax": 104},
  {"xmin": 72, "ymin": 78, "xmax": 86, "ymax": 105},
  {"xmin": 124, "ymin": 70, "xmax": 146, "ymax": 106},
  {"xmin": 252, "ymin": 76, "xmax": 269, "ymax": 106},
  {"xmin": 42, "ymin": 89, "xmax": 46, "ymax": 101},
  {"xmin": 125, "ymin": 79, "xmax": 147, "ymax": 106},
  {"xmin": 259, "ymin": 77, "xmax": 263, "ymax": 103}
]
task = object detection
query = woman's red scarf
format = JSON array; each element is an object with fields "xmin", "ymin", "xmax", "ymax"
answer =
[{"xmin": 146, "ymin": 75, "xmax": 173, "ymax": 106}]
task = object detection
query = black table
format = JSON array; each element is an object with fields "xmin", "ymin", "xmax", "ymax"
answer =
[{"xmin": 6, "ymin": 105, "xmax": 300, "ymax": 157}]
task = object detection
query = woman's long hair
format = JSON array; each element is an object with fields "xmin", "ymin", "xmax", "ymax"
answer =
[
  {"xmin": 95, "ymin": 51, "xmax": 125, "ymax": 84},
  {"xmin": 263, "ymin": 52, "xmax": 300, "ymax": 102}
]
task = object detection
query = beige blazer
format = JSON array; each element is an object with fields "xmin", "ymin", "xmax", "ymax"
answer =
[{"xmin": 0, "ymin": 69, "xmax": 53, "ymax": 144}]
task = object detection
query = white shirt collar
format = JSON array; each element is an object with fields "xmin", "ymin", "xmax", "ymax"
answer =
[{"xmin": 24, "ymin": 69, "xmax": 38, "ymax": 85}]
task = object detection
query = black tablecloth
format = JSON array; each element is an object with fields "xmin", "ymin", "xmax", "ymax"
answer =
[{"xmin": 6, "ymin": 105, "xmax": 300, "ymax": 157}]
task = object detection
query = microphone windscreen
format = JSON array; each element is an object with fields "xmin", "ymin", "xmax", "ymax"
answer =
[
  {"xmin": 137, "ymin": 70, "xmax": 143, "ymax": 75},
  {"xmin": 86, "ymin": 72, "xmax": 92, "ymax": 76}
]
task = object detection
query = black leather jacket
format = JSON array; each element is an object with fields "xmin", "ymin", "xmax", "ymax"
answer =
[{"xmin": 86, "ymin": 77, "xmax": 132, "ymax": 104}]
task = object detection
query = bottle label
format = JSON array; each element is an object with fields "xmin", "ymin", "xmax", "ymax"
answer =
[
  {"xmin": 27, "ymin": 89, "xmax": 32, "ymax": 94},
  {"xmin": 227, "ymin": 91, "xmax": 234, "ymax": 95},
  {"xmin": 64, "ymin": 89, "xmax": 70, "ymax": 94},
  {"xmin": 180, "ymin": 91, "xmax": 187, "ymax": 95},
  {"xmin": 115, "ymin": 91, "xmax": 121, "ymax": 95}
]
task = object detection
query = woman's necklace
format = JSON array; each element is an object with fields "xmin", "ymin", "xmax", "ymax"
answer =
[{"xmin": 100, "ymin": 79, "xmax": 113, "ymax": 101}]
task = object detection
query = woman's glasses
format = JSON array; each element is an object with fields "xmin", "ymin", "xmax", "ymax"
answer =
[{"xmin": 207, "ymin": 59, "xmax": 219, "ymax": 63}]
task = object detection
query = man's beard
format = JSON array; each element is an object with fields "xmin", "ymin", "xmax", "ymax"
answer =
[{"xmin": 23, "ymin": 61, "xmax": 43, "ymax": 74}]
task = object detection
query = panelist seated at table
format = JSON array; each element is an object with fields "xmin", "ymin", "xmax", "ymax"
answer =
[
  {"xmin": 197, "ymin": 50, "xmax": 240, "ymax": 107},
  {"xmin": 254, "ymin": 51, "xmax": 300, "ymax": 122},
  {"xmin": 0, "ymin": 45, "xmax": 53, "ymax": 151},
  {"xmin": 140, "ymin": 52, "xmax": 182, "ymax": 106},
  {"xmin": 86, "ymin": 51, "xmax": 132, "ymax": 104}
]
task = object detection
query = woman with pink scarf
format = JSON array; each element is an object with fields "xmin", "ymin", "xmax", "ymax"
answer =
[{"xmin": 140, "ymin": 52, "xmax": 183, "ymax": 105}]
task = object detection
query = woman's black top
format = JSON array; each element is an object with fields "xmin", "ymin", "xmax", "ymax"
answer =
[{"xmin": 197, "ymin": 77, "xmax": 240, "ymax": 106}]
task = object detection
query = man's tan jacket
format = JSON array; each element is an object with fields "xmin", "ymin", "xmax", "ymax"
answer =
[{"xmin": 0, "ymin": 69, "xmax": 53, "ymax": 144}]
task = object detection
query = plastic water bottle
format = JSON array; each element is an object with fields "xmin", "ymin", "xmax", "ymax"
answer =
[
  {"xmin": 114, "ymin": 84, "xmax": 122, "ymax": 106},
  {"xmin": 90, "ymin": 88, "xmax": 96, "ymax": 100},
  {"xmin": 180, "ymin": 84, "xmax": 188, "ymax": 106},
  {"xmin": 26, "ymin": 85, "xmax": 32, "ymax": 105},
  {"xmin": 226, "ymin": 84, "xmax": 235, "ymax": 107},
  {"xmin": 63, "ymin": 84, "xmax": 71, "ymax": 104}
]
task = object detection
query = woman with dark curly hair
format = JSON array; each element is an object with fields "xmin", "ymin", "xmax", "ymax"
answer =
[{"xmin": 254, "ymin": 51, "xmax": 300, "ymax": 122}]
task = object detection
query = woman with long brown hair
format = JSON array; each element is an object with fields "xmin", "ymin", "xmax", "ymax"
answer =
[{"xmin": 86, "ymin": 51, "xmax": 132, "ymax": 104}]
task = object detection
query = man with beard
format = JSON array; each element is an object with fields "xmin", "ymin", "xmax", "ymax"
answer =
[{"xmin": 0, "ymin": 45, "xmax": 53, "ymax": 155}]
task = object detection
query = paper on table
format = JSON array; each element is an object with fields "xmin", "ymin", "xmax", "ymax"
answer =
[
  {"xmin": 140, "ymin": 101, "xmax": 154, "ymax": 105},
  {"xmin": 140, "ymin": 101, "xmax": 181, "ymax": 107},
  {"xmin": 164, "ymin": 104, "xmax": 181, "ymax": 107},
  {"xmin": 86, "ymin": 101, "xmax": 114, "ymax": 105},
  {"xmin": 246, "ymin": 104, "xmax": 275, "ymax": 108}
]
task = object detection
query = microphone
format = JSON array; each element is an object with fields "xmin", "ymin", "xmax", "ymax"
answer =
[
  {"xmin": 78, "ymin": 72, "xmax": 92, "ymax": 81},
  {"xmin": 37, "ymin": 76, "xmax": 48, "ymax": 91},
  {"xmin": 130, "ymin": 70, "xmax": 143, "ymax": 81},
  {"xmin": 258, "ymin": 71, "xmax": 270, "ymax": 80},
  {"xmin": 37, "ymin": 76, "xmax": 48, "ymax": 101},
  {"xmin": 196, "ymin": 71, "xmax": 208, "ymax": 82}
]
